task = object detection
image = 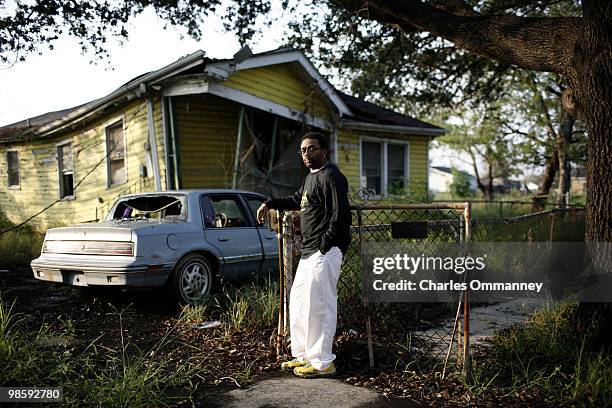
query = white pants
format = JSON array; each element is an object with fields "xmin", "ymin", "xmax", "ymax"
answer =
[{"xmin": 290, "ymin": 246, "xmax": 343, "ymax": 370}]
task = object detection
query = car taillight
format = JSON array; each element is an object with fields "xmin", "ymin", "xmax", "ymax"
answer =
[{"xmin": 43, "ymin": 241, "xmax": 134, "ymax": 256}]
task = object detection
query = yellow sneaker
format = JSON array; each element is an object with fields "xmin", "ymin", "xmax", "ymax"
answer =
[
  {"xmin": 293, "ymin": 362, "xmax": 336, "ymax": 378},
  {"xmin": 281, "ymin": 357, "xmax": 308, "ymax": 372}
]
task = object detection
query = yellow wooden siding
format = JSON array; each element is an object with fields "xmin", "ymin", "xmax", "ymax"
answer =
[
  {"xmin": 0, "ymin": 99, "xmax": 161, "ymax": 230},
  {"xmin": 335, "ymin": 128, "xmax": 430, "ymax": 197},
  {"xmin": 408, "ymin": 137, "xmax": 430, "ymax": 198},
  {"xmin": 174, "ymin": 94, "xmax": 241, "ymax": 188},
  {"xmin": 223, "ymin": 63, "xmax": 333, "ymax": 122},
  {"xmin": 336, "ymin": 129, "xmax": 360, "ymax": 194}
]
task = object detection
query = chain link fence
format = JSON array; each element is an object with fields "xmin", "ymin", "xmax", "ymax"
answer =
[
  {"xmin": 471, "ymin": 207, "xmax": 586, "ymax": 242},
  {"xmin": 276, "ymin": 203, "xmax": 472, "ymax": 375},
  {"xmin": 274, "ymin": 204, "xmax": 585, "ymax": 378}
]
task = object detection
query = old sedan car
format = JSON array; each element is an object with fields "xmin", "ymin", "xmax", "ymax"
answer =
[{"xmin": 30, "ymin": 190, "xmax": 279, "ymax": 304}]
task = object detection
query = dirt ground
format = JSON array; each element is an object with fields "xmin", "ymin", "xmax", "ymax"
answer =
[{"xmin": 1, "ymin": 266, "xmax": 550, "ymax": 407}]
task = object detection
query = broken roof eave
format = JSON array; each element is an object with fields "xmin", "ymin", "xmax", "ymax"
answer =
[
  {"xmin": 341, "ymin": 120, "xmax": 447, "ymax": 136},
  {"xmin": 160, "ymin": 76, "xmax": 334, "ymax": 131},
  {"xmin": 208, "ymin": 50, "xmax": 352, "ymax": 118},
  {"xmin": 32, "ymin": 51, "xmax": 207, "ymax": 138}
]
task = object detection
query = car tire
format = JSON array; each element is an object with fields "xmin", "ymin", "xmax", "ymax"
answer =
[{"xmin": 171, "ymin": 254, "xmax": 214, "ymax": 305}]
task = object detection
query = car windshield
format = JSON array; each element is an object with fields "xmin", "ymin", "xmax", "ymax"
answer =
[{"xmin": 109, "ymin": 195, "xmax": 187, "ymax": 222}]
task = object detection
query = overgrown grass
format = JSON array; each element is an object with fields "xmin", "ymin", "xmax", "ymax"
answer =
[
  {"xmin": 0, "ymin": 295, "xmax": 198, "ymax": 407},
  {"xmin": 471, "ymin": 302, "xmax": 612, "ymax": 406},
  {"xmin": 179, "ymin": 279, "xmax": 280, "ymax": 333},
  {"xmin": 0, "ymin": 211, "xmax": 44, "ymax": 267},
  {"xmin": 472, "ymin": 212, "xmax": 585, "ymax": 242}
]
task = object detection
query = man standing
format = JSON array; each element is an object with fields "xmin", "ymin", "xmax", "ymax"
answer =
[{"xmin": 257, "ymin": 133, "xmax": 351, "ymax": 378}]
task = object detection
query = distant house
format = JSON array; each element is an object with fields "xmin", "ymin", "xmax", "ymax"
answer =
[
  {"xmin": 0, "ymin": 47, "xmax": 445, "ymax": 229},
  {"xmin": 429, "ymin": 166, "xmax": 476, "ymax": 194}
]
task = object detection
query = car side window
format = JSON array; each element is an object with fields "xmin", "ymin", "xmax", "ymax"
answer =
[
  {"xmin": 245, "ymin": 196, "xmax": 265, "ymax": 221},
  {"xmin": 200, "ymin": 196, "xmax": 216, "ymax": 228},
  {"xmin": 208, "ymin": 196, "xmax": 248, "ymax": 228}
]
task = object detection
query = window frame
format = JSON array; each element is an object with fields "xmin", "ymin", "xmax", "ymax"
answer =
[
  {"xmin": 241, "ymin": 193, "xmax": 270, "ymax": 227},
  {"xmin": 57, "ymin": 140, "xmax": 75, "ymax": 200},
  {"xmin": 105, "ymin": 118, "xmax": 128, "ymax": 188},
  {"xmin": 203, "ymin": 194, "xmax": 251, "ymax": 229},
  {"xmin": 6, "ymin": 150, "xmax": 20, "ymax": 188},
  {"xmin": 359, "ymin": 136, "xmax": 410, "ymax": 195},
  {"xmin": 360, "ymin": 139, "xmax": 384, "ymax": 194},
  {"xmin": 385, "ymin": 140, "xmax": 409, "ymax": 194}
]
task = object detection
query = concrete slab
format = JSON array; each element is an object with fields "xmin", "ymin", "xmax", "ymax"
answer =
[
  {"xmin": 201, "ymin": 374, "xmax": 421, "ymax": 408},
  {"xmin": 415, "ymin": 299, "xmax": 547, "ymax": 347}
]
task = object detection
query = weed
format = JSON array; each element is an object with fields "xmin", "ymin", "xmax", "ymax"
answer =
[
  {"xmin": 0, "ymin": 294, "xmax": 199, "ymax": 407},
  {"xmin": 0, "ymin": 212, "xmax": 44, "ymax": 266},
  {"xmin": 225, "ymin": 294, "xmax": 249, "ymax": 332},
  {"xmin": 236, "ymin": 356, "xmax": 259, "ymax": 384},
  {"xmin": 472, "ymin": 302, "xmax": 612, "ymax": 406},
  {"xmin": 177, "ymin": 303, "xmax": 211, "ymax": 327}
]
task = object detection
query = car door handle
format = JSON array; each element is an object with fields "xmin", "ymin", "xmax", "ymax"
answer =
[
  {"xmin": 265, "ymin": 235, "xmax": 275, "ymax": 240},
  {"xmin": 218, "ymin": 236, "xmax": 229, "ymax": 242}
]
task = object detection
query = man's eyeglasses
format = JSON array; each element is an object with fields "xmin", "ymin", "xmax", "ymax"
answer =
[{"xmin": 298, "ymin": 146, "xmax": 323, "ymax": 156}]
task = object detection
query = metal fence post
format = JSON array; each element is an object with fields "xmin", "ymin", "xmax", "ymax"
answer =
[
  {"xmin": 276, "ymin": 210, "xmax": 285, "ymax": 359},
  {"xmin": 463, "ymin": 202, "xmax": 472, "ymax": 381},
  {"xmin": 357, "ymin": 207, "xmax": 375, "ymax": 368}
]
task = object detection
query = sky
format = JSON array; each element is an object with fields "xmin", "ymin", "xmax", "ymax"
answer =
[
  {"xmin": 0, "ymin": 6, "xmax": 468, "ymax": 172},
  {"xmin": 0, "ymin": 7, "xmax": 285, "ymax": 127}
]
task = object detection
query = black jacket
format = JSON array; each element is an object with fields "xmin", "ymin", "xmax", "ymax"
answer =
[{"xmin": 265, "ymin": 163, "xmax": 351, "ymax": 258}]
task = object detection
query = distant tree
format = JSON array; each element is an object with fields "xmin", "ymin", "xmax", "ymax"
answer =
[
  {"xmin": 439, "ymin": 106, "xmax": 519, "ymax": 200},
  {"xmin": 449, "ymin": 168, "xmax": 474, "ymax": 198}
]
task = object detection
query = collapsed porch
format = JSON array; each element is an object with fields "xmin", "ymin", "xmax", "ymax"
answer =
[{"xmin": 162, "ymin": 83, "xmax": 335, "ymax": 196}]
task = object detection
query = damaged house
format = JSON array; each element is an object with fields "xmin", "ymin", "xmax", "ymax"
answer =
[{"xmin": 0, "ymin": 47, "xmax": 445, "ymax": 229}]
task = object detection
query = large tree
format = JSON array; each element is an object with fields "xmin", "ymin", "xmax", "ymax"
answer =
[
  {"xmin": 333, "ymin": 0, "xmax": 611, "ymax": 242},
  {"xmin": 1, "ymin": 0, "xmax": 610, "ymax": 242},
  {"xmin": 285, "ymin": 2, "xmax": 586, "ymax": 207}
]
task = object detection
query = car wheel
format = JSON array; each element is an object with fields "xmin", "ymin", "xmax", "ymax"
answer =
[{"xmin": 172, "ymin": 254, "xmax": 214, "ymax": 305}]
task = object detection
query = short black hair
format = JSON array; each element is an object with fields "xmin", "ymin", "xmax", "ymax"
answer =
[{"xmin": 301, "ymin": 132, "xmax": 329, "ymax": 150}]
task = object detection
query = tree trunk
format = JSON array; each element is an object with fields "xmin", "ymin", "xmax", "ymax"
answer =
[
  {"xmin": 469, "ymin": 148, "xmax": 489, "ymax": 199},
  {"xmin": 571, "ymin": 0, "xmax": 612, "ymax": 345},
  {"xmin": 534, "ymin": 145, "xmax": 558, "ymax": 210},
  {"xmin": 556, "ymin": 110, "xmax": 575, "ymax": 209},
  {"xmin": 485, "ymin": 162, "xmax": 494, "ymax": 201},
  {"xmin": 575, "ymin": 1, "xmax": 612, "ymax": 243}
]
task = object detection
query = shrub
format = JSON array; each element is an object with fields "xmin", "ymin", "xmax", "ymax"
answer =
[{"xmin": 473, "ymin": 302, "xmax": 612, "ymax": 406}]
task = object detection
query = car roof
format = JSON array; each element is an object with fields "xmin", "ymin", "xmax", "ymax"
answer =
[{"xmin": 118, "ymin": 189, "xmax": 268, "ymax": 199}]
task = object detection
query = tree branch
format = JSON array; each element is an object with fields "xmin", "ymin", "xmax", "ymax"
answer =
[
  {"xmin": 342, "ymin": 0, "xmax": 582, "ymax": 74},
  {"xmin": 527, "ymin": 75, "xmax": 558, "ymax": 139}
]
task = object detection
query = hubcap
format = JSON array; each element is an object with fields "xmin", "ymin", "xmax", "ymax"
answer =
[{"xmin": 180, "ymin": 260, "xmax": 211, "ymax": 303}]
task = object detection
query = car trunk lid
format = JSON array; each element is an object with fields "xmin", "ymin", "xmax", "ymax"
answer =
[{"xmin": 45, "ymin": 223, "xmax": 133, "ymax": 242}]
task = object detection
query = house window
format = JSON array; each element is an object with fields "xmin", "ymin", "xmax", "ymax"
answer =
[
  {"xmin": 362, "ymin": 141, "xmax": 382, "ymax": 193},
  {"xmin": 361, "ymin": 139, "xmax": 408, "ymax": 195},
  {"xmin": 58, "ymin": 143, "xmax": 74, "ymax": 199},
  {"xmin": 387, "ymin": 143, "xmax": 407, "ymax": 194},
  {"xmin": 7, "ymin": 151, "xmax": 19, "ymax": 187},
  {"xmin": 106, "ymin": 121, "xmax": 127, "ymax": 186}
]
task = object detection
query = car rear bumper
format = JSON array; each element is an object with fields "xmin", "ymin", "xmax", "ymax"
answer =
[{"xmin": 30, "ymin": 259, "xmax": 174, "ymax": 287}]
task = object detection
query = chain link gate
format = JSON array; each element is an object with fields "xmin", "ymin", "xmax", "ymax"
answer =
[{"xmin": 274, "ymin": 203, "xmax": 472, "ymax": 378}]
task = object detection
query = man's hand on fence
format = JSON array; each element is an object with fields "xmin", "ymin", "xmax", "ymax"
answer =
[{"xmin": 256, "ymin": 203, "xmax": 269, "ymax": 224}]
